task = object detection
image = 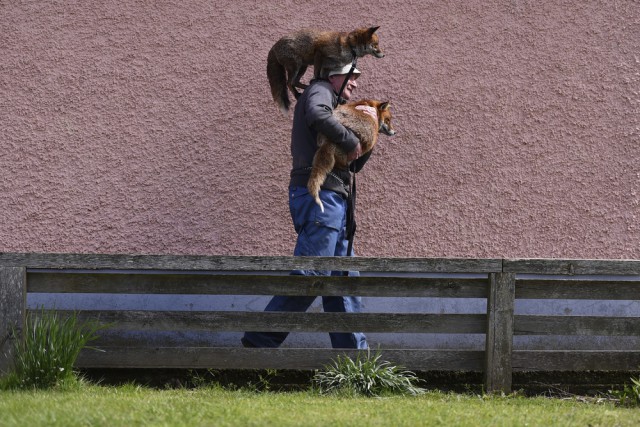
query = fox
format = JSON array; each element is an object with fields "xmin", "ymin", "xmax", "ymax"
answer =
[
  {"xmin": 267, "ymin": 26, "xmax": 384, "ymax": 114},
  {"xmin": 308, "ymin": 100, "xmax": 396, "ymax": 213}
]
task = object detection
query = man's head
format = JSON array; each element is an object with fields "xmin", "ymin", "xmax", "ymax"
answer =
[{"xmin": 327, "ymin": 64, "xmax": 361, "ymax": 100}]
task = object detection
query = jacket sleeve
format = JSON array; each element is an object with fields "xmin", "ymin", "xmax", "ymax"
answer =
[{"xmin": 304, "ymin": 85, "xmax": 359, "ymax": 154}]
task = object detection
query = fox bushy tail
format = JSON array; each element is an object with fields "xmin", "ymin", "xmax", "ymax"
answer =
[
  {"xmin": 267, "ymin": 48, "xmax": 289, "ymax": 114},
  {"xmin": 307, "ymin": 168, "xmax": 326, "ymax": 213},
  {"xmin": 308, "ymin": 142, "xmax": 338, "ymax": 213}
]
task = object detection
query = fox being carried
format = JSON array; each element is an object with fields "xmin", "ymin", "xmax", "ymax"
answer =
[
  {"xmin": 267, "ymin": 26, "xmax": 384, "ymax": 113},
  {"xmin": 308, "ymin": 100, "xmax": 396, "ymax": 213}
]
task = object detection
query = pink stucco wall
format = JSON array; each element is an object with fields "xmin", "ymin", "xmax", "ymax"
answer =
[{"xmin": 1, "ymin": 1, "xmax": 639, "ymax": 259}]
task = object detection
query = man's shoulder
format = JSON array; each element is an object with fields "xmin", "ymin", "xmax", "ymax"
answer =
[
  {"xmin": 303, "ymin": 79, "xmax": 336, "ymax": 105},
  {"xmin": 306, "ymin": 79, "xmax": 334, "ymax": 95}
]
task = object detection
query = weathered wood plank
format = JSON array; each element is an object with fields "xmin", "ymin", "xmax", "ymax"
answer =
[
  {"xmin": 516, "ymin": 279, "xmax": 640, "ymax": 300},
  {"xmin": 484, "ymin": 273, "xmax": 516, "ymax": 393},
  {"xmin": 7, "ymin": 252, "xmax": 640, "ymax": 275},
  {"xmin": 512, "ymin": 350, "xmax": 640, "ymax": 371},
  {"xmin": 504, "ymin": 258, "xmax": 640, "ymax": 275},
  {"xmin": 514, "ymin": 315, "xmax": 640, "ymax": 336},
  {"xmin": 27, "ymin": 272, "xmax": 489, "ymax": 298},
  {"xmin": 0, "ymin": 267, "xmax": 26, "ymax": 375},
  {"xmin": 0, "ymin": 252, "xmax": 502, "ymax": 273},
  {"xmin": 38, "ymin": 310, "xmax": 487, "ymax": 334},
  {"xmin": 76, "ymin": 347, "xmax": 486, "ymax": 371}
]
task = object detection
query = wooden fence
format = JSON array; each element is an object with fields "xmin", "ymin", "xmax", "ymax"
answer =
[{"xmin": 1, "ymin": 253, "xmax": 640, "ymax": 393}]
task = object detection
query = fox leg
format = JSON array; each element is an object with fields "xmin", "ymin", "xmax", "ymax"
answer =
[
  {"xmin": 294, "ymin": 65, "xmax": 308, "ymax": 89},
  {"xmin": 308, "ymin": 142, "xmax": 336, "ymax": 213},
  {"xmin": 288, "ymin": 65, "xmax": 308, "ymax": 99},
  {"xmin": 313, "ymin": 53, "xmax": 325, "ymax": 79}
]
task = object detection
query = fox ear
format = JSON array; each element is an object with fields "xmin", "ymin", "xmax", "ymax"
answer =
[
  {"xmin": 379, "ymin": 102, "xmax": 390, "ymax": 110},
  {"xmin": 368, "ymin": 26, "xmax": 380, "ymax": 34}
]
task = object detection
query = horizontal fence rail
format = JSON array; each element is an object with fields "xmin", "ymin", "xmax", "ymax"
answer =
[
  {"xmin": 45, "ymin": 310, "xmax": 488, "ymax": 334},
  {"xmin": 26, "ymin": 272, "xmax": 490, "ymax": 298},
  {"xmin": 0, "ymin": 253, "xmax": 502, "ymax": 273},
  {"xmin": 76, "ymin": 348, "xmax": 487, "ymax": 371},
  {"xmin": 2, "ymin": 253, "xmax": 640, "ymax": 393},
  {"xmin": 515, "ymin": 278, "xmax": 640, "ymax": 300},
  {"xmin": 504, "ymin": 258, "xmax": 640, "ymax": 276}
]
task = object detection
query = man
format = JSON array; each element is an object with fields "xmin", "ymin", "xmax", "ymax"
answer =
[{"xmin": 241, "ymin": 63, "xmax": 374, "ymax": 349}]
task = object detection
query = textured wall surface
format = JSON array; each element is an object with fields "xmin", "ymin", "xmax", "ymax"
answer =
[{"xmin": 2, "ymin": 0, "xmax": 639, "ymax": 259}]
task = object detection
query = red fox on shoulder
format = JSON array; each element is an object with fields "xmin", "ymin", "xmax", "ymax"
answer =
[
  {"xmin": 267, "ymin": 27, "xmax": 384, "ymax": 114},
  {"xmin": 308, "ymin": 100, "xmax": 396, "ymax": 213}
]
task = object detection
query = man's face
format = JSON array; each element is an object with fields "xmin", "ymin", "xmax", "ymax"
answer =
[{"xmin": 328, "ymin": 74, "xmax": 359, "ymax": 100}]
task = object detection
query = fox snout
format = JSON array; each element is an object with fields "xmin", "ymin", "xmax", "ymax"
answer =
[
  {"xmin": 381, "ymin": 124, "xmax": 395, "ymax": 136},
  {"xmin": 368, "ymin": 42, "xmax": 384, "ymax": 58}
]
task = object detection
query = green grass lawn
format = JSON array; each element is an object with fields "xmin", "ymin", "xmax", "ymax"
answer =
[{"xmin": 1, "ymin": 384, "xmax": 639, "ymax": 427}]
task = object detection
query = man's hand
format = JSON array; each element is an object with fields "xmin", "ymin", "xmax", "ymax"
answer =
[
  {"xmin": 355, "ymin": 105, "xmax": 378, "ymax": 121},
  {"xmin": 347, "ymin": 106, "xmax": 376, "ymax": 161},
  {"xmin": 347, "ymin": 142, "xmax": 363, "ymax": 161}
]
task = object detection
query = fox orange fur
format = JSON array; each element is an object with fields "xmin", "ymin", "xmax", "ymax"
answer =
[
  {"xmin": 308, "ymin": 100, "xmax": 396, "ymax": 212},
  {"xmin": 267, "ymin": 26, "xmax": 384, "ymax": 113}
]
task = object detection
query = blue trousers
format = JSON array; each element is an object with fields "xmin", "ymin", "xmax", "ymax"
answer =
[{"xmin": 242, "ymin": 186, "xmax": 368, "ymax": 349}]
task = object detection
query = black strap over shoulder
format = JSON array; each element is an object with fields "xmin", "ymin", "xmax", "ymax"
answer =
[
  {"xmin": 346, "ymin": 161, "xmax": 357, "ymax": 257},
  {"xmin": 340, "ymin": 50, "xmax": 359, "ymax": 258},
  {"xmin": 337, "ymin": 50, "xmax": 358, "ymax": 105}
]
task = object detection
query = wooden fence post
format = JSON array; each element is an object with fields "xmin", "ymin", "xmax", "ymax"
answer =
[
  {"xmin": 484, "ymin": 272, "xmax": 516, "ymax": 393},
  {"xmin": 0, "ymin": 267, "xmax": 26, "ymax": 375}
]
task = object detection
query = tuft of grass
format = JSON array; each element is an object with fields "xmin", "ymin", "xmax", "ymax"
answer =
[
  {"xmin": 611, "ymin": 376, "xmax": 640, "ymax": 406},
  {"xmin": 313, "ymin": 349, "xmax": 425, "ymax": 397},
  {"xmin": 1, "ymin": 308, "xmax": 104, "ymax": 390}
]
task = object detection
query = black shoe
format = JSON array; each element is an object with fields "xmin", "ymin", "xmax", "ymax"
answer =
[{"xmin": 241, "ymin": 337, "xmax": 257, "ymax": 348}]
